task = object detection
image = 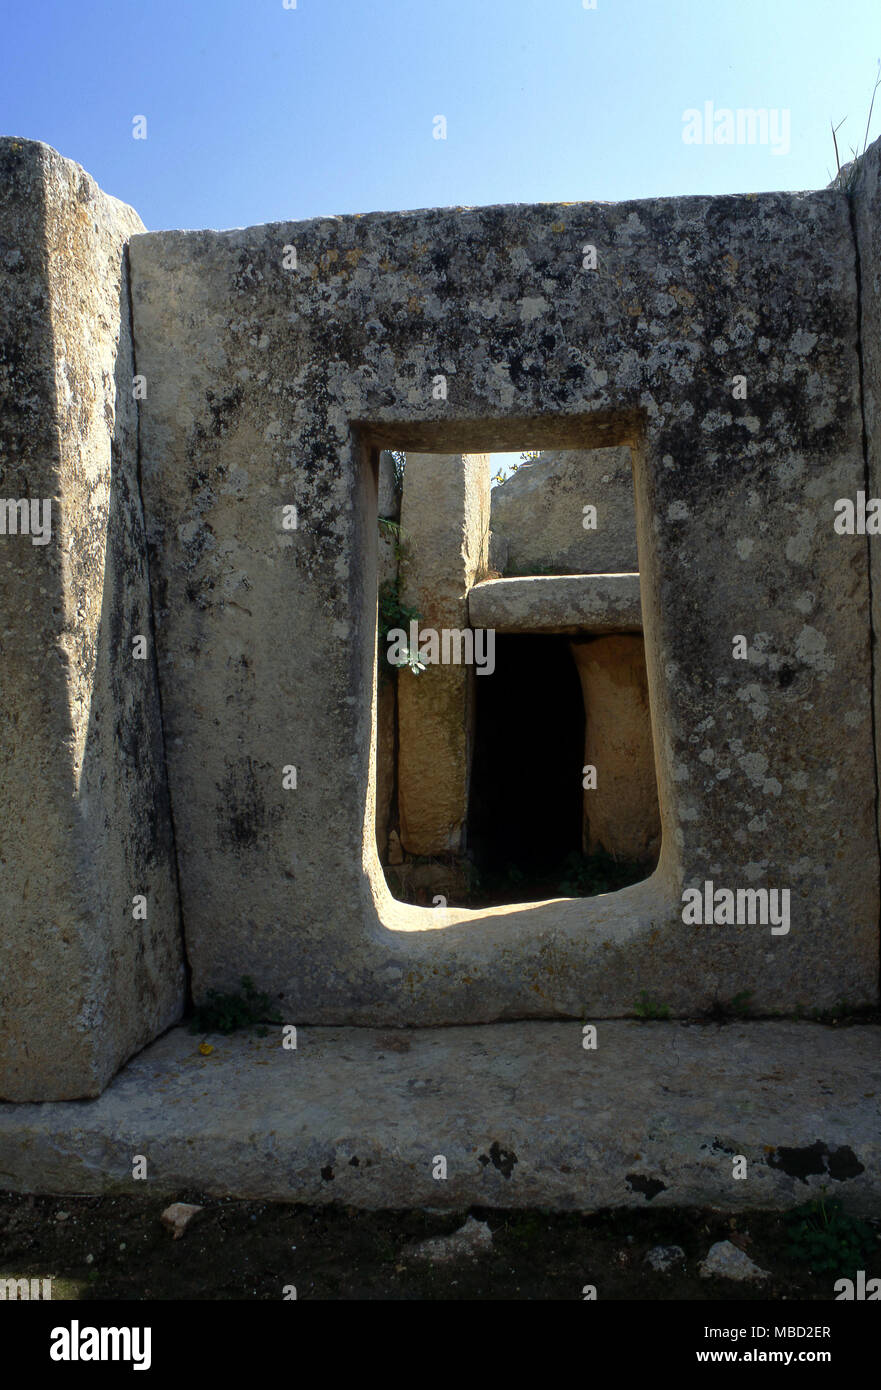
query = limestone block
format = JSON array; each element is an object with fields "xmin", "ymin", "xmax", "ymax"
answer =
[
  {"xmin": 0, "ymin": 140, "xmax": 185, "ymax": 1100},
  {"xmin": 487, "ymin": 528, "xmax": 508, "ymax": 575},
  {"xmin": 2, "ymin": 1021, "xmax": 879, "ymax": 1214},
  {"xmin": 852, "ymin": 141, "xmax": 881, "ymax": 855},
  {"xmin": 396, "ymin": 453, "xmax": 490, "ymax": 855},
  {"xmin": 469, "ymin": 574, "xmax": 642, "ymax": 634},
  {"xmin": 490, "ymin": 447, "xmax": 638, "ymax": 574},
  {"xmin": 377, "ymin": 524, "xmax": 398, "ymax": 590},
  {"xmin": 129, "ymin": 165, "xmax": 877, "ymax": 1020},
  {"xmin": 571, "ymin": 636, "xmax": 660, "ymax": 864},
  {"xmin": 377, "ymin": 450, "xmax": 400, "ymax": 519},
  {"xmin": 375, "ymin": 677, "xmax": 396, "ymax": 861}
]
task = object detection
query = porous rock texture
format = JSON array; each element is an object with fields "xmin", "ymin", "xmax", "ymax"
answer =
[
  {"xmin": 571, "ymin": 635, "xmax": 661, "ymax": 863},
  {"xmin": 0, "ymin": 140, "xmax": 184, "ymax": 1101},
  {"xmin": 490, "ymin": 445, "xmax": 638, "ymax": 574},
  {"xmin": 396, "ymin": 452, "xmax": 489, "ymax": 855},
  {"xmin": 468, "ymin": 573, "xmax": 642, "ymax": 633},
  {"xmin": 0, "ymin": 1021, "xmax": 878, "ymax": 1215},
  {"xmin": 130, "ymin": 174, "xmax": 877, "ymax": 1021},
  {"xmin": 2, "ymin": 137, "xmax": 881, "ymax": 1110}
]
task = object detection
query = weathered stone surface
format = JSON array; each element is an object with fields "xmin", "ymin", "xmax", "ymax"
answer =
[
  {"xmin": 0, "ymin": 139, "xmax": 184, "ymax": 1101},
  {"xmin": 377, "ymin": 523, "xmax": 398, "ymax": 589},
  {"xmin": 487, "ymin": 528, "xmax": 508, "ymax": 575},
  {"xmin": 396, "ymin": 453, "xmax": 490, "ymax": 855},
  {"xmin": 468, "ymin": 574, "xmax": 642, "ymax": 634},
  {"xmin": 698, "ymin": 1240, "xmax": 768, "ymax": 1282},
  {"xmin": 3, "ymin": 132, "xmax": 881, "ymax": 1120},
  {"xmin": 0, "ymin": 1022, "xmax": 878, "ymax": 1214},
  {"xmin": 571, "ymin": 636, "xmax": 660, "ymax": 862},
  {"xmin": 490, "ymin": 447, "xmax": 638, "ymax": 574},
  {"xmin": 852, "ymin": 142, "xmax": 881, "ymax": 857},
  {"xmin": 90, "ymin": 150, "xmax": 881, "ymax": 1024},
  {"xmin": 375, "ymin": 524, "xmax": 398, "ymax": 861},
  {"xmin": 377, "ymin": 450, "xmax": 400, "ymax": 519},
  {"xmin": 375, "ymin": 678, "xmax": 395, "ymax": 862}
]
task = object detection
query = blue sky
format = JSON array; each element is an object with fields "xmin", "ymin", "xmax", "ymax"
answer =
[{"xmin": 3, "ymin": 0, "xmax": 881, "ymax": 234}]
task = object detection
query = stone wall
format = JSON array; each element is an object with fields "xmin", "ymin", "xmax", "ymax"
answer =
[
  {"xmin": 3, "ymin": 137, "xmax": 881, "ymax": 1100},
  {"xmin": 490, "ymin": 446, "xmax": 638, "ymax": 574},
  {"xmin": 127, "ymin": 173, "xmax": 877, "ymax": 1025}
]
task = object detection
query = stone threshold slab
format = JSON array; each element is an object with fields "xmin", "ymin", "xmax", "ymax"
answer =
[
  {"xmin": 1, "ymin": 1022, "xmax": 878, "ymax": 1211},
  {"xmin": 468, "ymin": 574, "xmax": 642, "ymax": 633}
]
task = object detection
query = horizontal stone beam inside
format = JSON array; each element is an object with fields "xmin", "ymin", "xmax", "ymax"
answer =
[
  {"xmin": 0, "ymin": 1022, "xmax": 877, "ymax": 1212},
  {"xmin": 468, "ymin": 574, "xmax": 642, "ymax": 634}
]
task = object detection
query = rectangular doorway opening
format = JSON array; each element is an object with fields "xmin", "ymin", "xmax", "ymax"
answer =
[{"xmin": 372, "ymin": 440, "xmax": 660, "ymax": 909}]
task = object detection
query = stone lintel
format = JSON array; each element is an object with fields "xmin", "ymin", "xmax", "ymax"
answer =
[{"xmin": 468, "ymin": 574, "xmax": 642, "ymax": 634}]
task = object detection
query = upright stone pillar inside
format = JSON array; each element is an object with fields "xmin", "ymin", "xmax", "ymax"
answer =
[
  {"xmin": 397, "ymin": 453, "xmax": 490, "ymax": 856},
  {"xmin": 570, "ymin": 635, "xmax": 660, "ymax": 865},
  {"xmin": 375, "ymin": 451, "xmax": 401, "ymax": 863}
]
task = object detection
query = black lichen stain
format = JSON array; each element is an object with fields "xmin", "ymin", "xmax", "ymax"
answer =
[
  {"xmin": 626, "ymin": 1173, "xmax": 667, "ymax": 1200},
  {"xmin": 216, "ymin": 757, "xmax": 273, "ymax": 850},
  {"xmin": 777, "ymin": 664, "xmax": 797, "ymax": 689},
  {"xmin": 700, "ymin": 1137, "xmax": 735, "ymax": 1156},
  {"xmin": 767, "ymin": 1140, "xmax": 864, "ymax": 1183},
  {"xmin": 477, "ymin": 1141, "xmax": 518, "ymax": 1179}
]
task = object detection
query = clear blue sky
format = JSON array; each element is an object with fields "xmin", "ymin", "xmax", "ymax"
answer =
[{"xmin": 2, "ymin": 0, "xmax": 880, "ymax": 231}]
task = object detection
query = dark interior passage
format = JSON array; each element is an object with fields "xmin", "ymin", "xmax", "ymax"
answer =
[{"xmin": 467, "ymin": 634, "xmax": 585, "ymax": 899}]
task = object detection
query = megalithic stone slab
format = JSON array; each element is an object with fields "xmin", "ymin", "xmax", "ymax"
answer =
[
  {"xmin": 1, "ymin": 1021, "xmax": 879, "ymax": 1215},
  {"xmin": 570, "ymin": 635, "xmax": 661, "ymax": 863},
  {"xmin": 490, "ymin": 446, "xmax": 638, "ymax": 574},
  {"xmin": 129, "ymin": 169, "xmax": 877, "ymax": 1024},
  {"xmin": 0, "ymin": 140, "xmax": 185, "ymax": 1101},
  {"xmin": 397, "ymin": 453, "xmax": 490, "ymax": 855},
  {"xmin": 468, "ymin": 573, "xmax": 642, "ymax": 634},
  {"xmin": 851, "ymin": 139, "xmax": 881, "ymax": 856}
]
